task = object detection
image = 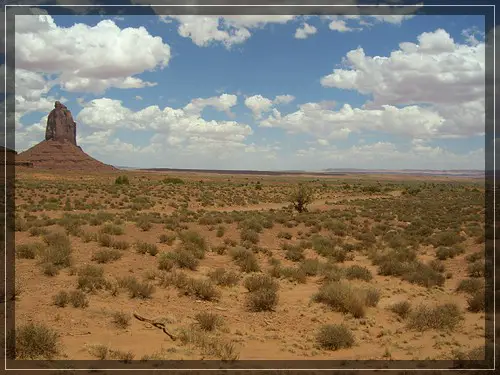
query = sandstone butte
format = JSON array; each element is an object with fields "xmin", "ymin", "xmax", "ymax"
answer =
[{"xmin": 15, "ymin": 101, "xmax": 117, "ymax": 172}]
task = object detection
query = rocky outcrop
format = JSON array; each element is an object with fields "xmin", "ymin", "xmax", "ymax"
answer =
[
  {"xmin": 45, "ymin": 101, "xmax": 77, "ymax": 145},
  {"xmin": 16, "ymin": 101, "xmax": 117, "ymax": 172}
]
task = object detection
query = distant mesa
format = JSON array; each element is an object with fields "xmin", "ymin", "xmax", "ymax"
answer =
[{"xmin": 16, "ymin": 101, "xmax": 117, "ymax": 172}]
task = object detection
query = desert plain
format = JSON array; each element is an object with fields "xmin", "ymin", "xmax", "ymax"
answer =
[{"xmin": 9, "ymin": 168, "xmax": 490, "ymax": 363}]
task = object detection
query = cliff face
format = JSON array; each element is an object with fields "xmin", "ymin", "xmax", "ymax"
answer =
[{"xmin": 45, "ymin": 101, "xmax": 77, "ymax": 145}]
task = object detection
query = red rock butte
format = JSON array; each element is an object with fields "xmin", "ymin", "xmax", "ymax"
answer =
[{"xmin": 16, "ymin": 101, "xmax": 117, "ymax": 171}]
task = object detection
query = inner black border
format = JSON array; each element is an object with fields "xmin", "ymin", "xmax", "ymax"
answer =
[{"xmin": 3, "ymin": 0, "xmax": 497, "ymax": 371}]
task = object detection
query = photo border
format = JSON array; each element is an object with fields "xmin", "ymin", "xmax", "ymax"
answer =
[{"xmin": 3, "ymin": 0, "xmax": 497, "ymax": 371}]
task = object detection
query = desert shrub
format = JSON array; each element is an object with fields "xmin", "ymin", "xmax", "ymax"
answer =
[
  {"xmin": 29, "ymin": 227, "xmax": 49, "ymax": 237},
  {"xmin": 183, "ymin": 278, "xmax": 220, "ymax": 301},
  {"xmin": 53, "ymin": 291, "xmax": 69, "ymax": 307},
  {"xmin": 465, "ymin": 251, "xmax": 483, "ymax": 263},
  {"xmin": 468, "ymin": 260, "xmax": 485, "ymax": 277},
  {"xmin": 97, "ymin": 233, "xmax": 113, "ymax": 247},
  {"xmin": 408, "ymin": 303, "xmax": 463, "ymax": 331},
  {"xmin": 168, "ymin": 249, "xmax": 199, "ymax": 270},
  {"xmin": 246, "ymin": 288, "xmax": 279, "ymax": 312},
  {"xmin": 344, "ymin": 265, "xmax": 372, "ymax": 281},
  {"xmin": 428, "ymin": 259, "xmax": 445, "ymax": 273},
  {"xmin": 283, "ymin": 244, "xmax": 305, "ymax": 262},
  {"xmin": 230, "ymin": 246, "xmax": 260, "ymax": 272},
  {"xmin": 299, "ymin": 258, "xmax": 321, "ymax": 276},
  {"xmin": 112, "ymin": 311, "xmax": 131, "ymax": 329},
  {"xmin": 243, "ymin": 273, "xmax": 278, "ymax": 293},
  {"xmin": 15, "ymin": 322, "xmax": 59, "ymax": 359},
  {"xmin": 316, "ymin": 324, "xmax": 354, "ymax": 351},
  {"xmin": 208, "ymin": 268, "xmax": 240, "ymax": 287},
  {"xmin": 432, "ymin": 231, "xmax": 464, "ymax": 247},
  {"xmin": 402, "ymin": 262, "xmax": 445, "ymax": 288},
  {"xmin": 467, "ymin": 291, "xmax": 485, "ymax": 312},
  {"xmin": 136, "ymin": 218, "xmax": 153, "ymax": 231},
  {"xmin": 390, "ymin": 300, "xmax": 412, "ymax": 319},
  {"xmin": 111, "ymin": 239, "xmax": 130, "ymax": 250},
  {"xmin": 456, "ymin": 278, "xmax": 484, "ymax": 294},
  {"xmin": 135, "ymin": 241, "xmax": 159, "ymax": 256},
  {"xmin": 290, "ymin": 184, "xmax": 314, "ymax": 213},
  {"xmin": 159, "ymin": 233, "xmax": 176, "ymax": 245},
  {"xmin": 319, "ymin": 262, "xmax": 344, "ymax": 283},
  {"xmin": 69, "ymin": 290, "xmax": 89, "ymax": 308},
  {"xmin": 240, "ymin": 228, "xmax": 260, "ymax": 244},
  {"xmin": 313, "ymin": 281, "xmax": 366, "ymax": 318},
  {"xmin": 77, "ymin": 265, "xmax": 109, "ymax": 292},
  {"xmin": 195, "ymin": 312, "xmax": 223, "ymax": 331},
  {"xmin": 16, "ymin": 243, "xmax": 43, "ymax": 259},
  {"xmin": 42, "ymin": 263, "xmax": 59, "ymax": 276},
  {"xmin": 216, "ymin": 226, "xmax": 226, "ymax": 238},
  {"xmin": 92, "ymin": 248, "xmax": 122, "ymax": 264},
  {"xmin": 179, "ymin": 230, "xmax": 207, "ymax": 257},
  {"xmin": 100, "ymin": 224, "xmax": 124, "ymax": 236},
  {"xmin": 311, "ymin": 235, "xmax": 337, "ymax": 257},
  {"xmin": 157, "ymin": 252, "xmax": 175, "ymax": 271},
  {"xmin": 363, "ymin": 287, "xmax": 380, "ymax": 307},
  {"xmin": 115, "ymin": 175, "xmax": 130, "ymax": 185},
  {"xmin": 119, "ymin": 276, "xmax": 155, "ymax": 299},
  {"xmin": 40, "ymin": 232, "xmax": 72, "ymax": 268},
  {"xmin": 279, "ymin": 267, "xmax": 307, "ymax": 283},
  {"xmin": 435, "ymin": 246, "xmax": 464, "ymax": 260}
]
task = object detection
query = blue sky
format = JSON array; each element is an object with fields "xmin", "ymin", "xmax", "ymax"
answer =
[{"xmin": 13, "ymin": 7, "xmax": 488, "ymax": 170}]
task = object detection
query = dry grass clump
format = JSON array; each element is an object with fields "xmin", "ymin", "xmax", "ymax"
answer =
[
  {"xmin": 407, "ymin": 303, "xmax": 463, "ymax": 331},
  {"xmin": 194, "ymin": 312, "xmax": 223, "ymax": 331},
  {"xmin": 182, "ymin": 278, "xmax": 221, "ymax": 301},
  {"xmin": 207, "ymin": 268, "xmax": 240, "ymax": 287},
  {"xmin": 389, "ymin": 300, "xmax": 412, "ymax": 319},
  {"xmin": 229, "ymin": 246, "xmax": 260, "ymax": 273},
  {"xmin": 344, "ymin": 265, "xmax": 373, "ymax": 281},
  {"xmin": 15, "ymin": 322, "xmax": 60, "ymax": 359},
  {"xmin": 39, "ymin": 232, "xmax": 73, "ymax": 269},
  {"xmin": 467, "ymin": 260, "xmax": 485, "ymax": 278},
  {"xmin": 16, "ymin": 243, "xmax": 44, "ymax": 259},
  {"xmin": 299, "ymin": 258, "xmax": 322, "ymax": 276},
  {"xmin": 91, "ymin": 248, "xmax": 122, "ymax": 264},
  {"xmin": 316, "ymin": 324, "xmax": 355, "ymax": 351},
  {"xmin": 117, "ymin": 276, "xmax": 155, "ymax": 299},
  {"xmin": 177, "ymin": 326, "xmax": 239, "ymax": 361},
  {"xmin": 77, "ymin": 265, "xmax": 110, "ymax": 292},
  {"xmin": 456, "ymin": 278, "xmax": 484, "ymax": 294},
  {"xmin": 313, "ymin": 281, "xmax": 369, "ymax": 318},
  {"xmin": 243, "ymin": 273, "xmax": 279, "ymax": 311},
  {"xmin": 159, "ymin": 233, "xmax": 176, "ymax": 245},
  {"xmin": 112, "ymin": 311, "xmax": 131, "ymax": 329},
  {"xmin": 135, "ymin": 241, "xmax": 159, "ymax": 256},
  {"xmin": 466, "ymin": 291, "xmax": 485, "ymax": 312}
]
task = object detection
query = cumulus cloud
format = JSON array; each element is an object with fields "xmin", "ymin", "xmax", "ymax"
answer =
[
  {"xmin": 295, "ymin": 23, "xmax": 317, "ymax": 39},
  {"xmin": 245, "ymin": 94, "xmax": 296, "ymax": 119},
  {"xmin": 318, "ymin": 28, "xmax": 485, "ymax": 139},
  {"xmin": 15, "ymin": 13, "xmax": 171, "ymax": 94},
  {"xmin": 159, "ymin": 15, "xmax": 297, "ymax": 48},
  {"xmin": 76, "ymin": 94, "xmax": 252, "ymax": 144}
]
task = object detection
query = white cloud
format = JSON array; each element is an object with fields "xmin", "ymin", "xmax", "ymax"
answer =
[
  {"xmin": 183, "ymin": 93, "xmax": 238, "ymax": 117},
  {"xmin": 259, "ymin": 102, "xmax": 460, "ymax": 140},
  {"xmin": 294, "ymin": 23, "xmax": 317, "ymax": 39},
  {"xmin": 244, "ymin": 95, "xmax": 274, "ymax": 119},
  {"xmin": 319, "ymin": 29, "xmax": 485, "ymax": 139},
  {"xmin": 15, "ymin": 14, "xmax": 171, "ymax": 94},
  {"xmin": 158, "ymin": 15, "xmax": 297, "ymax": 48},
  {"xmin": 274, "ymin": 95, "xmax": 295, "ymax": 105},
  {"xmin": 76, "ymin": 94, "xmax": 253, "ymax": 144},
  {"xmin": 329, "ymin": 19, "xmax": 359, "ymax": 33}
]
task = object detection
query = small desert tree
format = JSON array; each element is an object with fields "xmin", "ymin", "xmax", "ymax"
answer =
[{"xmin": 290, "ymin": 184, "xmax": 313, "ymax": 213}]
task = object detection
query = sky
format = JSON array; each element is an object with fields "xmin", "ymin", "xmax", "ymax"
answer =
[{"xmin": 10, "ymin": 3, "xmax": 490, "ymax": 170}]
